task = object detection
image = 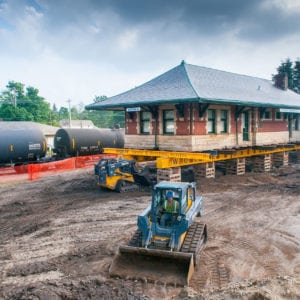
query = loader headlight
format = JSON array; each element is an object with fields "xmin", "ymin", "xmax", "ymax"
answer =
[{"xmin": 177, "ymin": 215, "xmax": 182, "ymax": 222}]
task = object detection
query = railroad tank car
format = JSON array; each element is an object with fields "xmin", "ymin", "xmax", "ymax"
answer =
[
  {"xmin": 54, "ymin": 127, "xmax": 125, "ymax": 157},
  {"xmin": 0, "ymin": 128, "xmax": 47, "ymax": 165}
]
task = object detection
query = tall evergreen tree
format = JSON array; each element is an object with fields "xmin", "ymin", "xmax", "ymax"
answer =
[
  {"xmin": 273, "ymin": 58, "xmax": 294, "ymax": 90},
  {"xmin": 293, "ymin": 59, "xmax": 300, "ymax": 94}
]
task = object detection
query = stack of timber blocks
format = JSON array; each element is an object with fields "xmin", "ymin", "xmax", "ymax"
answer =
[
  {"xmin": 289, "ymin": 151, "xmax": 300, "ymax": 164},
  {"xmin": 288, "ymin": 150, "xmax": 300, "ymax": 164},
  {"xmin": 273, "ymin": 152, "xmax": 289, "ymax": 168},
  {"xmin": 225, "ymin": 158, "xmax": 245, "ymax": 175},
  {"xmin": 157, "ymin": 167, "xmax": 181, "ymax": 182},
  {"xmin": 194, "ymin": 162, "xmax": 215, "ymax": 179},
  {"xmin": 252, "ymin": 154, "xmax": 272, "ymax": 172},
  {"xmin": 215, "ymin": 161, "xmax": 226, "ymax": 175}
]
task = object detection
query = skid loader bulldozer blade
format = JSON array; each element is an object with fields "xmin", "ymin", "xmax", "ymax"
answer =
[{"xmin": 109, "ymin": 245, "xmax": 194, "ymax": 286}]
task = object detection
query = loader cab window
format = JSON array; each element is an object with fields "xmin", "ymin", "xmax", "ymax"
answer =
[
  {"xmin": 164, "ymin": 190, "xmax": 179, "ymax": 201},
  {"xmin": 159, "ymin": 190, "xmax": 180, "ymax": 227},
  {"xmin": 154, "ymin": 192, "xmax": 161, "ymax": 207},
  {"xmin": 185, "ymin": 188, "xmax": 194, "ymax": 212},
  {"xmin": 155, "ymin": 190, "xmax": 179, "ymax": 206}
]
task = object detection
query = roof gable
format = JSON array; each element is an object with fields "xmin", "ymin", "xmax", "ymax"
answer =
[{"xmin": 86, "ymin": 62, "xmax": 198, "ymax": 110}]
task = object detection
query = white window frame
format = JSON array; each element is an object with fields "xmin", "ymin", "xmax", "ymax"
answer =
[
  {"xmin": 207, "ymin": 109, "xmax": 216, "ymax": 134},
  {"xmin": 220, "ymin": 109, "xmax": 228, "ymax": 133},
  {"xmin": 163, "ymin": 110, "xmax": 174, "ymax": 134},
  {"xmin": 140, "ymin": 111, "xmax": 151, "ymax": 134}
]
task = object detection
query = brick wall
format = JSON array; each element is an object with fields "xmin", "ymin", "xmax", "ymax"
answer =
[
  {"xmin": 257, "ymin": 120, "xmax": 288, "ymax": 132},
  {"xmin": 176, "ymin": 120, "xmax": 190, "ymax": 135},
  {"xmin": 124, "ymin": 105, "xmax": 299, "ymax": 150},
  {"xmin": 126, "ymin": 112, "xmax": 138, "ymax": 134}
]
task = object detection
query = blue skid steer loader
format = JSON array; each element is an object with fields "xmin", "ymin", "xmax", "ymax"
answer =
[{"xmin": 109, "ymin": 181, "xmax": 207, "ymax": 286}]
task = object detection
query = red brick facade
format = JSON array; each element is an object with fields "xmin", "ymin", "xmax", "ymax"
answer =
[{"xmin": 124, "ymin": 104, "xmax": 298, "ymax": 151}]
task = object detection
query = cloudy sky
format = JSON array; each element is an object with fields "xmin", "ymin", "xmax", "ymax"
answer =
[{"xmin": 0, "ymin": 0, "xmax": 300, "ymax": 109}]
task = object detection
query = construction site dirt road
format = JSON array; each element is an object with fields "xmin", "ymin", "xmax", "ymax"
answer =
[{"xmin": 0, "ymin": 164, "xmax": 299, "ymax": 299}]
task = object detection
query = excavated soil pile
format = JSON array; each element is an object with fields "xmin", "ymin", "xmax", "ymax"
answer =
[{"xmin": 0, "ymin": 165, "xmax": 299, "ymax": 299}]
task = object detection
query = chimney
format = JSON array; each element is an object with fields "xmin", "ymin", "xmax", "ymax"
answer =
[{"xmin": 274, "ymin": 73, "xmax": 288, "ymax": 90}]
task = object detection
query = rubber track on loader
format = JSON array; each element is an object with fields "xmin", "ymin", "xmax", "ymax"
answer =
[
  {"xmin": 116, "ymin": 180, "xmax": 140, "ymax": 193},
  {"xmin": 128, "ymin": 229, "xmax": 142, "ymax": 247},
  {"xmin": 180, "ymin": 222, "xmax": 207, "ymax": 265}
]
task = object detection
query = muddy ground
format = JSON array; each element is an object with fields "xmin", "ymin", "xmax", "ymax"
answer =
[{"xmin": 0, "ymin": 164, "xmax": 299, "ymax": 299}]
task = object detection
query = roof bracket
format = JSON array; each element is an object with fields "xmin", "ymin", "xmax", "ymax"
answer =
[
  {"xmin": 175, "ymin": 104, "xmax": 185, "ymax": 118},
  {"xmin": 146, "ymin": 106, "xmax": 158, "ymax": 119},
  {"xmin": 199, "ymin": 103, "xmax": 209, "ymax": 118},
  {"xmin": 235, "ymin": 106, "xmax": 246, "ymax": 119}
]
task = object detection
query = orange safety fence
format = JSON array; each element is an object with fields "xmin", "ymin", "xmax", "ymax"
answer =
[
  {"xmin": 28, "ymin": 157, "xmax": 76, "ymax": 180},
  {"xmin": 0, "ymin": 154, "xmax": 117, "ymax": 183},
  {"xmin": 74, "ymin": 154, "xmax": 116, "ymax": 168},
  {"xmin": 0, "ymin": 165, "xmax": 29, "ymax": 183}
]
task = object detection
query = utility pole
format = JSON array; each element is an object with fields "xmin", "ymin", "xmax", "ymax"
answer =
[
  {"xmin": 67, "ymin": 99, "xmax": 72, "ymax": 128},
  {"xmin": 11, "ymin": 92, "xmax": 17, "ymax": 107}
]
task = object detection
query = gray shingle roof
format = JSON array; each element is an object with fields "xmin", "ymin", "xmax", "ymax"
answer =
[{"xmin": 86, "ymin": 61, "xmax": 300, "ymax": 110}]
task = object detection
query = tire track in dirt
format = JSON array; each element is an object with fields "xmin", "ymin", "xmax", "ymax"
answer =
[
  {"xmin": 190, "ymin": 224, "xmax": 231, "ymax": 291},
  {"xmin": 1, "ymin": 166, "xmax": 300, "ymax": 299},
  {"xmin": 190, "ymin": 186, "xmax": 298, "ymax": 292},
  {"xmin": 193, "ymin": 251, "xmax": 230, "ymax": 289},
  {"xmin": 0, "ymin": 185, "xmax": 150, "ymax": 291}
]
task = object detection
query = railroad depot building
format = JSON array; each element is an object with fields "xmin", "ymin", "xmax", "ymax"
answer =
[{"xmin": 86, "ymin": 61, "xmax": 300, "ymax": 152}]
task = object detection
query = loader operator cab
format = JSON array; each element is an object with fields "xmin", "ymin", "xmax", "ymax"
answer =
[
  {"xmin": 158, "ymin": 190, "xmax": 180, "ymax": 227},
  {"xmin": 151, "ymin": 182, "xmax": 198, "ymax": 227},
  {"xmin": 110, "ymin": 181, "xmax": 207, "ymax": 286},
  {"xmin": 151, "ymin": 185, "xmax": 186, "ymax": 228}
]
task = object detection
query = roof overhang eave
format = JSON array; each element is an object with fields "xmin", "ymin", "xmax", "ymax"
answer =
[
  {"xmin": 86, "ymin": 97, "xmax": 300, "ymax": 111},
  {"xmin": 198, "ymin": 97, "xmax": 300, "ymax": 110},
  {"xmin": 85, "ymin": 104, "xmax": 124, "ymax": 111},
  {"xmin": 85, "ymin": 97, "xmax": 200, "ymax": 111}
]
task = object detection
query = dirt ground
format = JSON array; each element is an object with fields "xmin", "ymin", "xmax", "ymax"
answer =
[{"xmin": 0, "ymin": 164, "xmax": 299, "ymax": 300}]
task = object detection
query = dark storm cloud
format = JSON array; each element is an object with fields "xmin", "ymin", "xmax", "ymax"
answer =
[
  {"xmin": 1, "ymin": 0, "xmax": 300, "ymax": 107},
  {"xmin": 106, "ymin": 0, "xmax": 253, "ymax": 25},
  {"xmin": 38, "ymin": 0, "xmax": 300, "ymax": 43},
  {"xmin": 237, "ymin": 5, "xmax": 300, "ymax": 42}
]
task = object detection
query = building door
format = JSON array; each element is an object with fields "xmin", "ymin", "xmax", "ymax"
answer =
[{"xmin": 242, "ymin": 111, "xmax": 250, "ymax": 141}]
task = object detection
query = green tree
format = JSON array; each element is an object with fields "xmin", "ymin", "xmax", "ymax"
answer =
[
  {"xmin": 71, "ymin": 106, "xmax": 80, "ymax": 120},
  {"xmin": 0, "ymin": 103, "xmax": 31, "ymax": 121},
  {"xmin": 0, "ymin": 81, "xmax": 25, "ymax": 107},
  {"xmin": 273, "ymin": 58, "xmax": 294, "ymax": 89},
  {"xmin": 21, "ymin": 86, "xmax": 51, "ymax": 123},
  {"xmin": 273, "ymin": 58, "xmax": 300, "ymax": 95},
  {"xmin": 58, "ymin": 107, "xmax": 69, "ymax": 120},
  {"xmin": 78, "ymin": 95, "xmax": 125, "ymax": 128},
  {"xmin": 94, "ymin": 95, "xmax": 107, "ymax": 102},
  {"xmin": 0, "ymin": 81, "xmax": 54, "ymax": 124},
  {"xmin": 293, "ymin": 59, "xmax": 300, "ymax": 94},
  {"xmin": 52, "ymin": 103, "xmax": 58, "ymax": 112}
]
